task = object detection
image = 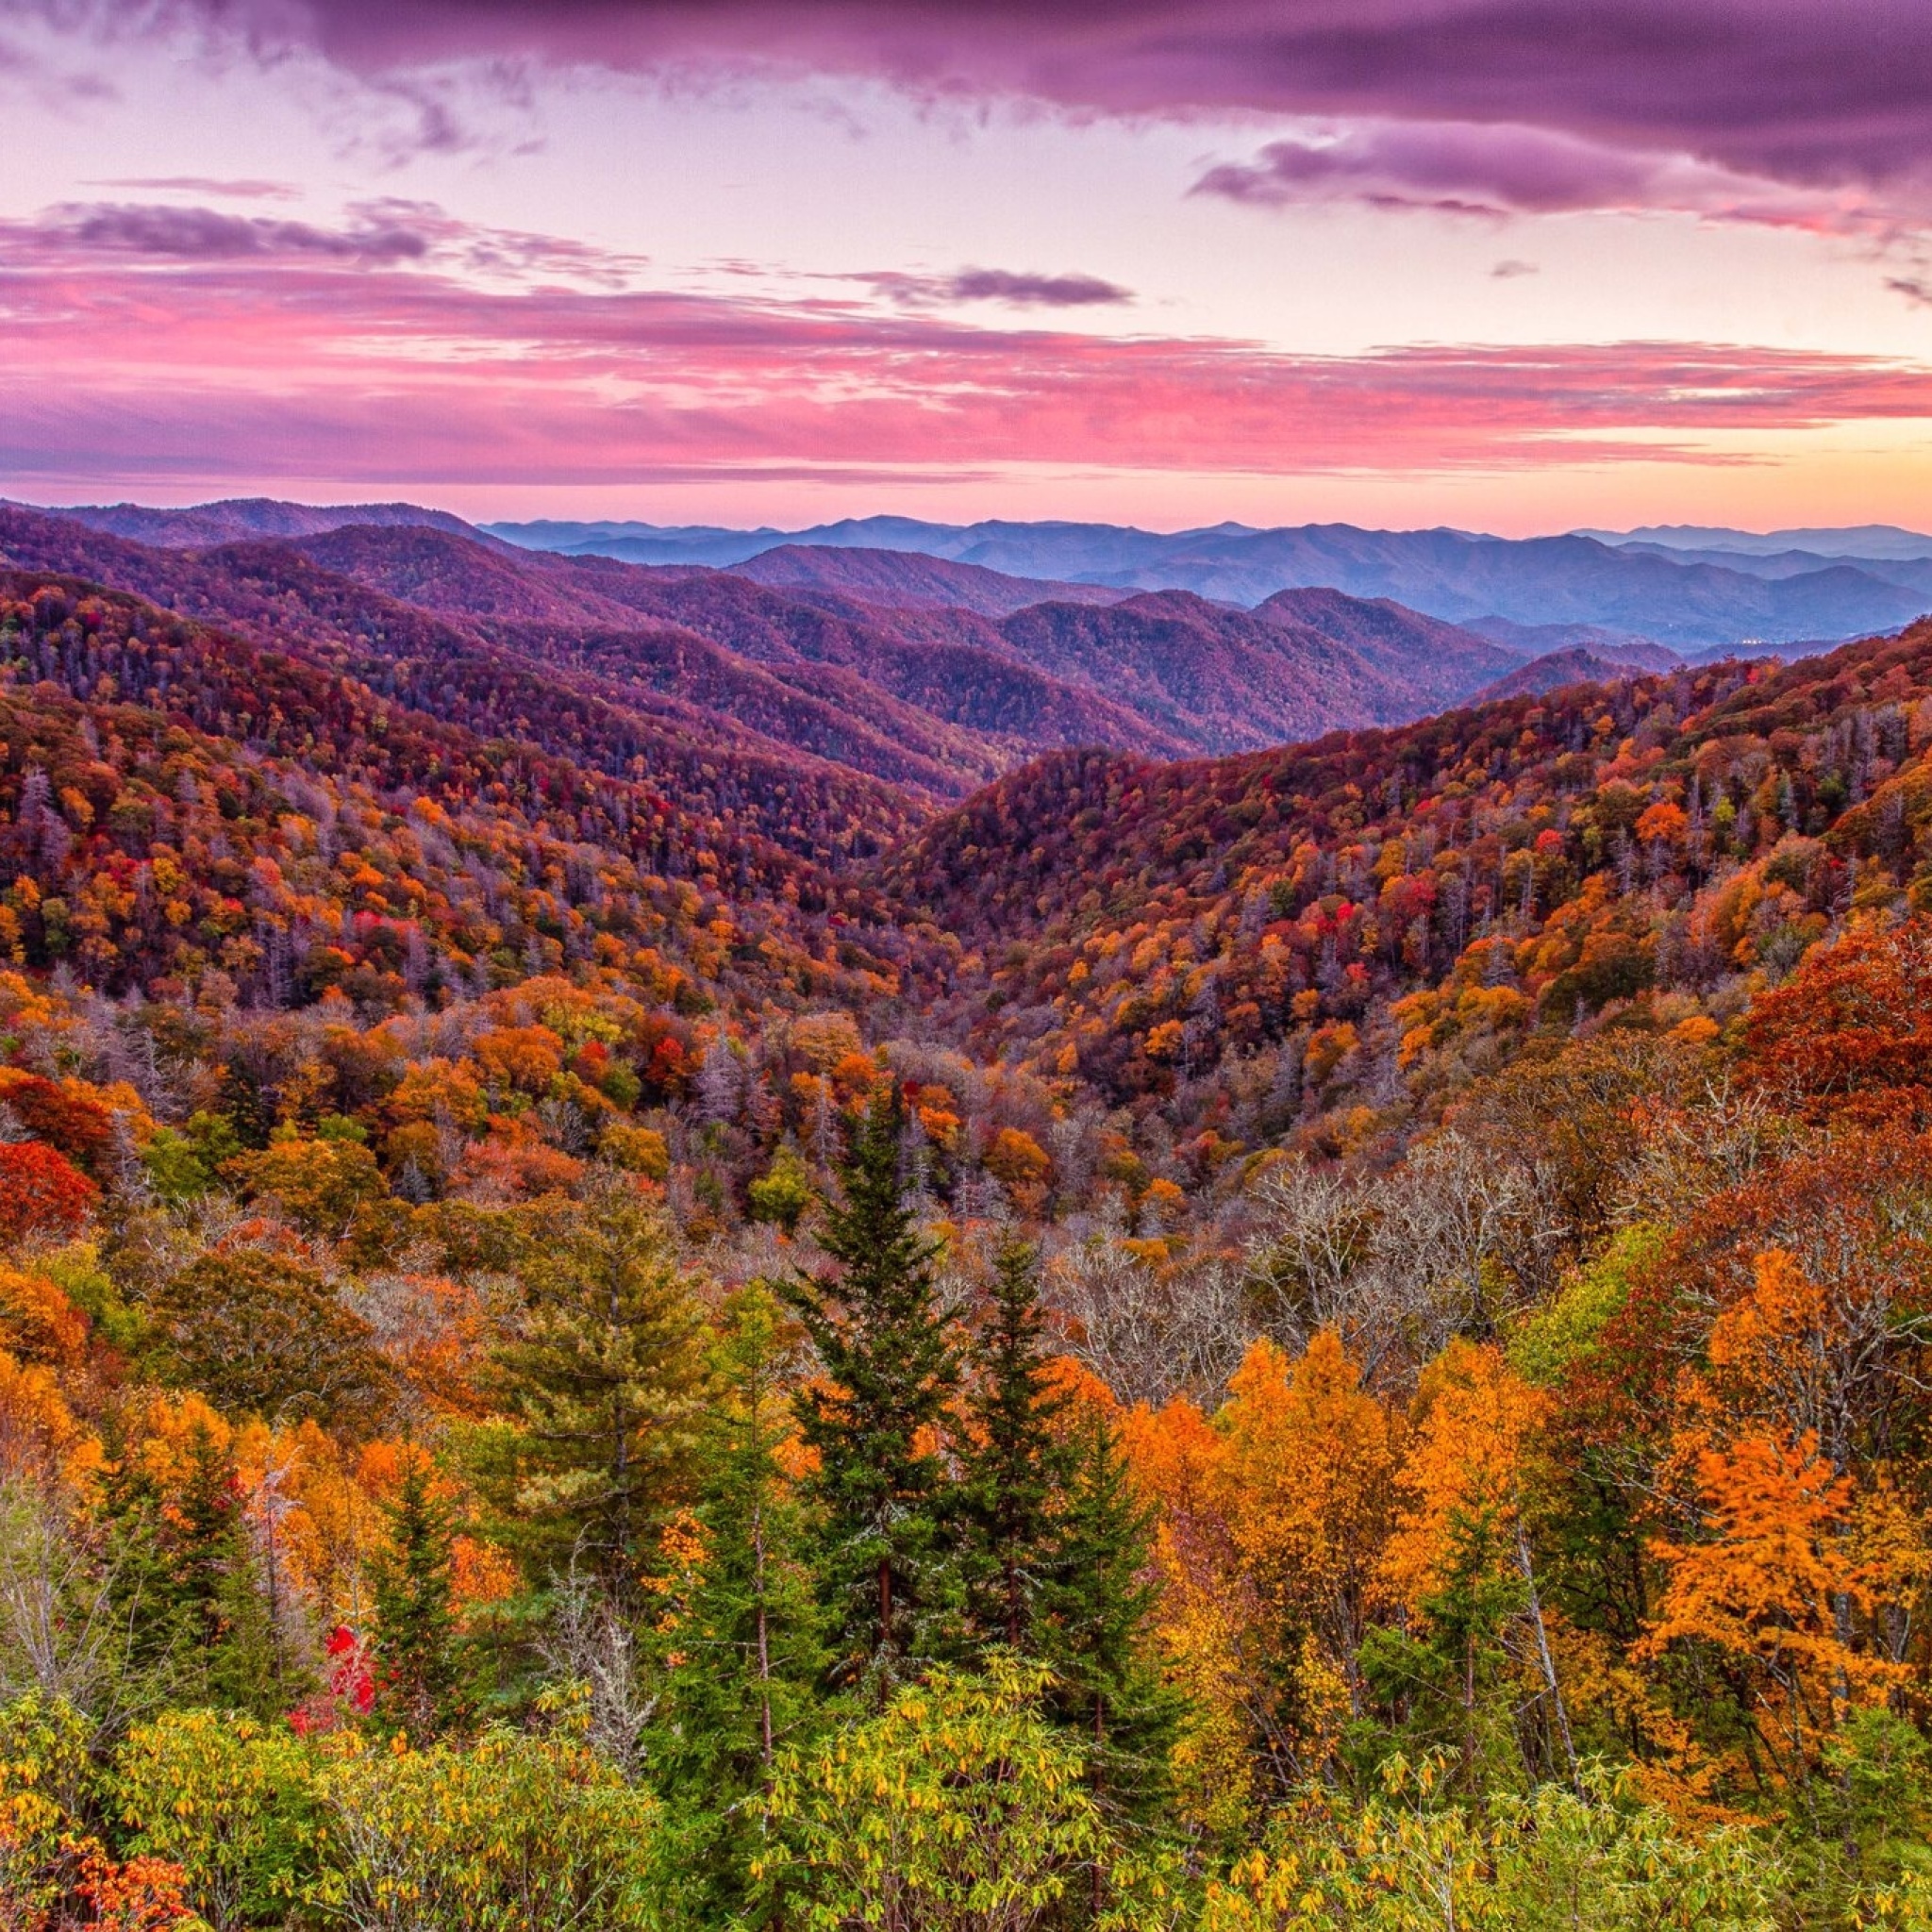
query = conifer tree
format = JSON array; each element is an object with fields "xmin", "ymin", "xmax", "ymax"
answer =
[
  {"xmin": 785, "ymin": 1090, "xmax": 963, "ymax": 1693},
  {"xmin": 1038, "ymin": 1406, "xmax": 1176, "ymax": 1833},
  {"xmin": 958, "ymin": 1238, "xmax": 1067, "ymax": 1655},
  {"xmin": 369, "ymin": 1449, "xmax": 465, "ymax": 1739},
  {"xmin": 171, "ymin": 1419, "xmax": 239, "ymax": 1657},
  {"xmin": 143, "ymin": 1421, "xmax": 297, "ymax": 1718},
  {"xmin": 97, "ymin": 1410, "xmax": 194, "ymax": 1694},
  {"xmin": 206, "ymin": 1537, "xmax": 290, "ymax": 1721},
  {"xmin": 491, "ymin": 1183, "xmax": 709, "ymax": 1592},
  {"xmin": 657, "ymin": 1285, "xmax": 830, "ymax": 1926}
]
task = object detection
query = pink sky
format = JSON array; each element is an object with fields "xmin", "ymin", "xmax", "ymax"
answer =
[{"xmin": 8, "ymin": 1, "xmax": 1932, "ymax": 532}]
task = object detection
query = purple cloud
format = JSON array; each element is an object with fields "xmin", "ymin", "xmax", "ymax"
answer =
[
  {"xmin": 4, "ymin": 197, "xmax": 649, "ymax": 285},
  {"xmin": 8, "ymin": 229, "xmax": 1932, "ymax": 493},
  {"xmin": 1194, "ymin": 123, "xmax": 1659, "ymax": 216},
  {"xmin": 867, "ymin": 267, "xmax": 1132, "ymax": 308},
  {"xmin": 47, "ymin": 202, "xmax": 433, "ymax": 262},
  {"xmin": 1189, "ymin": 118, "xmax": 1878, "ymax": 232},
  {"xmin": 42, "ymin": 0, "xmax": 1932, "ymax": 205},
  {"xmin": 947, "ymin": 268, "xmax": 1131, "ymax": 306},
  {"xmin": 89, "ymin": 176, "xmax": 298, "ymax": 199}
]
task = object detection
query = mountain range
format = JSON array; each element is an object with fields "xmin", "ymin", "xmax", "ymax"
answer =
[
  {"xmin": 0, "ymin": 502, "xmax": 1558, "ymax": 807},
  {"xmin": 484, "ymin": 512, "xmax": 1932, "ymax": 649},
  {"xmin": 25, "ymin": 495, "xmax": 1930, "ymax": 654},
  {"xmin": 8, "ymin": 493, "xmax": 1925, "ymax": 1077}
]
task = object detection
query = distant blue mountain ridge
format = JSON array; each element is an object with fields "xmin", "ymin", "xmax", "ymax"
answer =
[
  {"xmin": 12, "ymin": 497, "xmax": 1927, "ymax": 653},
  {"xmin": 483, "ymin": 514, "xmax": 1932, "ymax": 651}
]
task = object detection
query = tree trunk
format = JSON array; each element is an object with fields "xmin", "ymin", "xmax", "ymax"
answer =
[
  {"xmin": 755, "ymin": 1501, "xmax": 774, "ymax": 1770},
  {"xmin": 1516, "ymin": 1520, "xmax": 1578, "ymax": 1790}
]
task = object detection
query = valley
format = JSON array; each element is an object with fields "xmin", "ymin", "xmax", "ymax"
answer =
[{"xmin": 6, "ymin": 494, "xmax": 1932, "ymax": 1927}]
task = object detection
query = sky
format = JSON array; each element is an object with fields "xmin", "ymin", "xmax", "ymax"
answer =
[{"xmin": 8, "ymin": 0, "xmax": 1932, "ymax": 534}]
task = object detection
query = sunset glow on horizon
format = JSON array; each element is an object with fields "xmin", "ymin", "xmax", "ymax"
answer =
[{"xmin": 9, "ymin": 0, "xmax": 1932, "ymax": 533}]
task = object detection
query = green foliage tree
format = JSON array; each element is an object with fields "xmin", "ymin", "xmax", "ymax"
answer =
[
  {"xmin": 1198, "ymin": 1760, "xmax": 1785, "ymax": 1931},
  {"xmin": 746, "ymin": 1140, "xmax": 814, "ymax": 1236},
  {"xmin": 113, "ymin": 1708, "xmax": 326, "ymax": 1932},
  {"xmin": 0, "ymin": 1691, "xmax": 92, "ymax": 1924},
  {"xmin": 654, "ymin": 1285, "xmax": 831, "ymax": 1927},
  {"xmin": 957, "ymin": 1238, "xmax": 1066, "ymax": 1655},
  {"xmin": 1357, "ymin": 1497, "xmax": 1529, "ymax": 1795},
  {"xmin": 144, "ymin": 1250, "xmax": 391, "ymax": 1431},
  {"xmin": 205, "ymin": 1533, "xmax": 293, "ymax": 1724},
  {"xmin": 762, "ymin": 1657, "xmax": 1170, "ymax": 1932},
  {"xmin": 784, "ymin": 1091, "xmax": 963, "ymax": 1692},
  {"xmin": 1039, "ymin": 1403, "xmax": 1178, "ymax": 1838},
  {"xmin": 368, "ymin": 1450, "xmax": 466, "ymax": 1740},
  {"xmin": 491, "ymin": 1184, "xmax": 708, "ymax": 1591},
  {"xmin": 94, "ymin": 1415, "xmax": 197, "ymax": 1697},
  {"xmin": 314, "ymin": 1721, "xmax": 667, "ymax": 1931},
  {"xmin": 121, "ymin": 1419, "xmax": 295, "ymax": 1720}
]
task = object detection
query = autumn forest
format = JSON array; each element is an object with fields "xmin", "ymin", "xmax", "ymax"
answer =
[{"xmin": 6, "ymin": 502, "xmax": 1932, "ymax": 1931}]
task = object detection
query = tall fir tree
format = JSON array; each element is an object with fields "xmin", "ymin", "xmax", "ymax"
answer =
[
  {"xmin": 1038, "ymin": 1405, "xmax": 1177, "ymax": 1838},
  {"xmin": 206, "ymin": 1535, "xmax": 291, "ymax": 1721},
  {"xmin": 784, "ymin": 1090, "xmax": 963, "ymax": 1694},
  {"xmin": 96, "ymin": 1407, "xmax": 195, "ymax": 1695},
  {"xmin": 491, "ymin": 1183, "xmax": 709, "ymax": 1593},
  {"xmin": 140, "ymin": 1419, "xmax": 298, "ymax": 1718},
  {"xmin": 368, "ymin": 1448, "xmax": 466, "ymax": 1739},
  {"xmin": 958, "ymin": 1238, "xmax": 1068, "ymax": 1655},
  {"xmin": 656, "ymin": 1285, "xmax": 831, "ymax": 1928},
  {"xmin": 170, "ymin": 1419, "xmax": 238, "ymax": 1657}
]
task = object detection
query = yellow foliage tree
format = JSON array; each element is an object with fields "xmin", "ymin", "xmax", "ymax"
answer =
[{"xmin": 1214, "ymin": 1332, "xmax": 1396, "ymax": 1768}]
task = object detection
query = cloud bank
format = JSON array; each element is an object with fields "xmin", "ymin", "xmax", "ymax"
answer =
[
  {"xmin": 6, "ymin": 208, "xmax": 1932, "ymax": 489},
  {"xmin": 47, "ymin": 0, "xmax": 1932, "ymax": 216}
]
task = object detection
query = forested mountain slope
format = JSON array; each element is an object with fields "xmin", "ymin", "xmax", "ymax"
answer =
[
  {"xmin": 14, "ymin": 530, "xmax": 1932, "ymax": 1930},
  {"xmin": 3, "ymin": 506, "xmax": 1544, "ymax": 784},
  {"xmin": 0, "ymin": 572, "xmax": 929, "ymax": 1012},
  {"xmin": 888, "ymin": 621, "xmax": 1932, "ymax": 1110},
  {"xmin": 0, "ymin": 508, "xmax": 995, "ymax": 808}
]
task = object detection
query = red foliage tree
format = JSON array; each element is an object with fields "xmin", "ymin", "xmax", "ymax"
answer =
[
  {"xmin": 0, "ymin": 1141, "xmax": 97, "ymax": 1242},
  {"xmin": 1740, "ymin": 917, "xmax": 1932, "ymax": 1128}
]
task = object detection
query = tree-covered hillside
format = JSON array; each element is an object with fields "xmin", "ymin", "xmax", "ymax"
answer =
[{"xmin": 6, "ymin": 548, "xmax": 1932, "ymax": 1929}]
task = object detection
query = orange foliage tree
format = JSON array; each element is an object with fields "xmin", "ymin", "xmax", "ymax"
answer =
[{"xmin": 1639, "ymin": 1247, "xmax": 1932, "ymax": 1805}]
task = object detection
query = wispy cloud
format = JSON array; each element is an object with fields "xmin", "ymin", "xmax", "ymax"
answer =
[
  {"xmin": 5, "ymin": 233, "xmax": 1932, "ymax": 490},
  {"xmin": 864, "ymin": 267, "xmax": 1133, "ymax": 308},
  {"xmin": 4, "ymin": 197, "xmax": 648, "ymax": 285},
  {"xmin": 41, "ymin": 201, "xmax": 433, "ymax": 262},
  {"xmin": 1191, "ymin": 120, "xmax": 1897, "ymax": 236},
  {"xmin": 88, "ymin": 176, "xmax": 298, "ymax": 199}
]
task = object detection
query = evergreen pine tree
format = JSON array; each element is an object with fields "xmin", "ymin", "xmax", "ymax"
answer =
[
  {"xmin": 785, "ymin": 1090, "xmax": 963, "ymax": 1693},
  {"xmin": 206, "ymin": 1535, "xmax": 290, "ymax": 1721},
  {"xmin": 171, "ymin": 1418, "xmax": 239, "ymax": 1657},
  {"xmin": 958, "ymin": 1238, "xmax": 1067, "ymax": 1655},
  {"xmin": 1038, "ymin": 1405, "xmax": 1177, "ymax": 1835},
  {"xmin": 369, "ymin": 1449, "xmax": 466, "ymax": 1739},
  {"xmin": 656, "ymin": 1286, "xmax": 831, "ymax": 1926},
  {"xmin": 151, "ymin": 1420, "xmax": 299, "ymax": 1718},
  {"xmin": 96, "ymin": 1408, "xmax": 195, "ymax": 1694},
  {"xmin": 491, "ymin": 1183, "xmax": 709, "ymax": 1593}
]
